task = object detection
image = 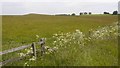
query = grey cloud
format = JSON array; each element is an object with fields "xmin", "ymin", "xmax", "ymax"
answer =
[{"xmin": 1, "ymin": 2, "xmax": 118, "ymax": 15}]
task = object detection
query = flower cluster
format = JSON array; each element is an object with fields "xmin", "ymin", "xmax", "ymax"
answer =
[
  {"xmin": 43, "ymin": 45, "xmax": 59, "ymax": 54},
  {"xmin": 52, "ymin": 29, "xmax": 85, "ymax": 49},
  {"xmin": 18, "ymin": 47, "xmax": 33, "ymax": 57},
  {"xmin": 18, "ymin": 47, "xmax": 36, "ymax": 66},
  {"xmin": 29, "ymin": 56, "xmax": 36, "ymax": 61},
  {"xmin": 90, "ymin": 22, "xmax": 118, "ymax": 40},
  {"xmin": 21, "ymin": 22, "xmax": 119, "ymax": 66}
]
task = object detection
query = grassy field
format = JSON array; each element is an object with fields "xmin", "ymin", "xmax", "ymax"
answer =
[{"xmin": 2, "ymin": 14, "xmax": 118, "ymax": 66}]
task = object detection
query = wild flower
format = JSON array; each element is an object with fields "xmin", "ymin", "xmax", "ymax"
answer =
[
  {"xmin": 26, "ymin": 49, "xmax": 33, "ymax": 54},
  {"xmin": 48, "ymin": 49, "xmax": 53, "ymax": 53},
  {"xmin": 75, "ymin": 29, "xmax": 80, "ymax": 33},
  {"xmin": 19, "ymin": 47, "xmax": 33, "ymax": 58},
  {"xmin": 45, "ymin": 52, "xmax": 50, "ymax": 54},
  {"xmin": 18, "ymin": 53, "xmax": 26, "ymax": 57},
  {"xmin": 36, "ymin": 35, "xmax": 39, "ymax": 39},
  {"xmin": 24, "ymin": 62, "xmax": 28, "ymax": 65},
  {"xmin": 51, "ymin": 29, "xmax": 85, "ymax": 50},
  {"xmin": 54, "ymin": 34, "xmax": 58, "ymax": 36},
  {"xmin": 90, "ymin": 23, "xmax": 118, "ymax": 40},
  {"xmin": 53, "ymin": 46, "xmax": 58, "ymax": 50},
  {"xmin": 53, "ymin": 41, "xmax": 57, "ymax": 44},
  {"xmin": 45, "ymin": 46, "xmax": 50, "ymax": 49},
  {"xmin": 22, "ymin": 22, "xmax": 118, "ymax": 66},
  {"xmin": 30, "ymin": 47, "xmax": 33, "ymax": 50},
  {"xmin": 24, "ymin": 62, "xmax": 29, "ymax": 66},
  {"xmin": 29, "ymin": 56, "xmax": 36, "ymax": 61}
]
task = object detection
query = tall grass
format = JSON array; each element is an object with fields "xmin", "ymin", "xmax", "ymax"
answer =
[{"xmin": 2, "ymin": 15, "xmax": 118, "ymax": 66}]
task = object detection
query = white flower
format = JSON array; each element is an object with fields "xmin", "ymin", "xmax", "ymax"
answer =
[
  {"xmin": 73, "ymin": 37, "xmax": 75, "ymax": 39},
  {"xmin": 18, "ymin": 53, "xmax": 26, "ymax": 57},
  {"xmin": 52, "ymin": 36, "xmax": 55, "ymax": 38},
  {"xmin": 48, "ymin": 49, "xmax": 53, "ymax": 53},
  {"xmin": 25, "ymin": 62, "xmax": 27, "ymax": 65},
  {"xmin": 29, "ymin": 56, "xmax": 36, "ymax": 61},
  {"xmin": 36, "ymin": 35, "xmax": 39, "ymax": 39},
  {"xmin": 75, "ymin": 29, "xmax": 80, "ymax": 32},
  {"xmin": 26, "ymin": 49, "xmax": 33, "ymax": 54},
  {"xmin": 36, "ymin": 35, "xmax": 39, "ymax": 38},
  {"xmin": 45, "ymin": 52, "xmax": 50, "ymax": 54},
  {"xmin": 26, "ymin": 64, "xmax": 29, "ymax": 66},
  {"xmin": 53, "ymin": 41, "xmax": 57, "ymax": 43},
  {"xmin": 54, "ymin": 34, "xmax": 58, "ymax": 36},
  {"xmin": 45, "ymin": 46, "xmax": 49, "ymax": 49},
  {"xmin": 53, "ymin": 41, "xmax": 57, "ymax": 45},
  {"xmin": 24, "ymin": 62, "xmax": 29, "ymax": 66},
  {"xmin": 53, "ymin": 47, "xmax": 58, "ymax": 50},
  {"xmin": 61, "ymin": 39, "xmax": 64, "ymax": 41},
  {"xmin": 30, "ymin": 47, "xmax": 33, "ymax": 50}
]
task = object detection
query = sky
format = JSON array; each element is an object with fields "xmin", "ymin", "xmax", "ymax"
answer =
[{"xmin": 0, "ymin": 0, "xmax": 119, "ymax": 15}]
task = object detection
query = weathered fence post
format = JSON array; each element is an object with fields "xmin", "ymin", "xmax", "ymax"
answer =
[
  {"xmin": 39, "ymin": 38, "xmax": 45, "ymax": 56},
  {"xmin": 31, "ymin": 42, "xmax": 36, "ymax": 57}
]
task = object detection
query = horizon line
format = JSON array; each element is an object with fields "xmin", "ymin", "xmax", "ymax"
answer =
[{"xmin": 0, "ymin": 12, "xmax": 117, "ymax": 15}]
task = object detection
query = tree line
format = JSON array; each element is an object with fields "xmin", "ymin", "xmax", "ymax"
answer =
[
  {"xmin": 55, "ymin": 11, "xmax": 118, "ymax": 16},
  {"xmin": 103, "ymin": 11, "xmax": 118, "ymax": 15}
]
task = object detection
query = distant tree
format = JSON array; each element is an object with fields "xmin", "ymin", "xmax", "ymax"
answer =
[
  {"xmin": 68, "ymin": 14, "xmax": 71, "ymax": 16},
  {"xmin": 71, "ymin": 13, "xmax": 76, "ymax": 16},
  {"xmin": 89, "ymin": 12, "xmax": 92, "ymax": 15},
  {"xmin": 84, "ymin": 12, "xmax": 87, "ymax": 15},
  {"xmin": 113, "ymin": 11, "xmax": 118, "ymax": 15},
  {"xmin": 80, "ymin": 12, "xmax": 83, "ymax": 15},
  {"xmin": 104, "ymin": 12, "xmax": 110, "ymax": 14}
]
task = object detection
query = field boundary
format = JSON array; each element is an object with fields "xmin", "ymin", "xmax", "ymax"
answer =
[
  {"xmin": 0, "ymin": 39, "xmax": 45, "ymax": 66},
  {"xmin": 0, "ymin": 44, "xmax": 31, "ymax": 55}
]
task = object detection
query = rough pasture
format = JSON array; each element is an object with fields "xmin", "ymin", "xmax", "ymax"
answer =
[{"xmin": 2, "ymin": 14, "xmax": 118, "ymax": 66}]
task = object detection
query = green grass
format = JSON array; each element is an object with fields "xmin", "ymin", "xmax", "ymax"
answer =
[
  {"xmin": 2, "ymin": 14, "xmax": 118, "ymax": 66},
  {"xmin": 2, "ymin": 14, "xmax": 117, "ymax": 50}
]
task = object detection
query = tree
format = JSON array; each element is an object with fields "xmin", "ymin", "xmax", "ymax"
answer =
[
  {"xmin": 89, "ymin": 12, "xmax": 92, "ymax": 15},
  {"xmin": 113, "ymin": 11, "xmax": 118, "ymax": 15},
  {"xmin": 80, "ymin": 12, "xmax": 83, "ymax": 15},
  {"xmin": 84, "ymin": 12, "xmax": 87, "ymax": 15},
  {"xmin": 71, "ymin": 13, "xmax": 75, "ymax": 16},
  {"xmin": 104, "ymin": 12, "xmax": 109, "ymax": 14}
]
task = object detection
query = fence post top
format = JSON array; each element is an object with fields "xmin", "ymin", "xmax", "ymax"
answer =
[
  {"xmin": 31, "ymin": 42, "xmax": 36, "ymax": 46},
  {"xmin": 39, "ymin": 38, "xmax": 46, "ymax": 41},
  {"xmin": 39, "ymin": 38, "xmax": 46, "ymax": 45}
]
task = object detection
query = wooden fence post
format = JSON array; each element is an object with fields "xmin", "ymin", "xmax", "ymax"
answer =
[
  {"xmin": 39, "ymin": 38, "xmax": 45, "ymax": 56},
  {"xmin": 31, "ymin": 42, "xmax": 36, "ymax": 57}
]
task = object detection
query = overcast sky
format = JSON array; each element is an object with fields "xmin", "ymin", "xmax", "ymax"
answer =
[{"xmin": 0, "ymin": 0, "xmax": 119, "ymax": 15}]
